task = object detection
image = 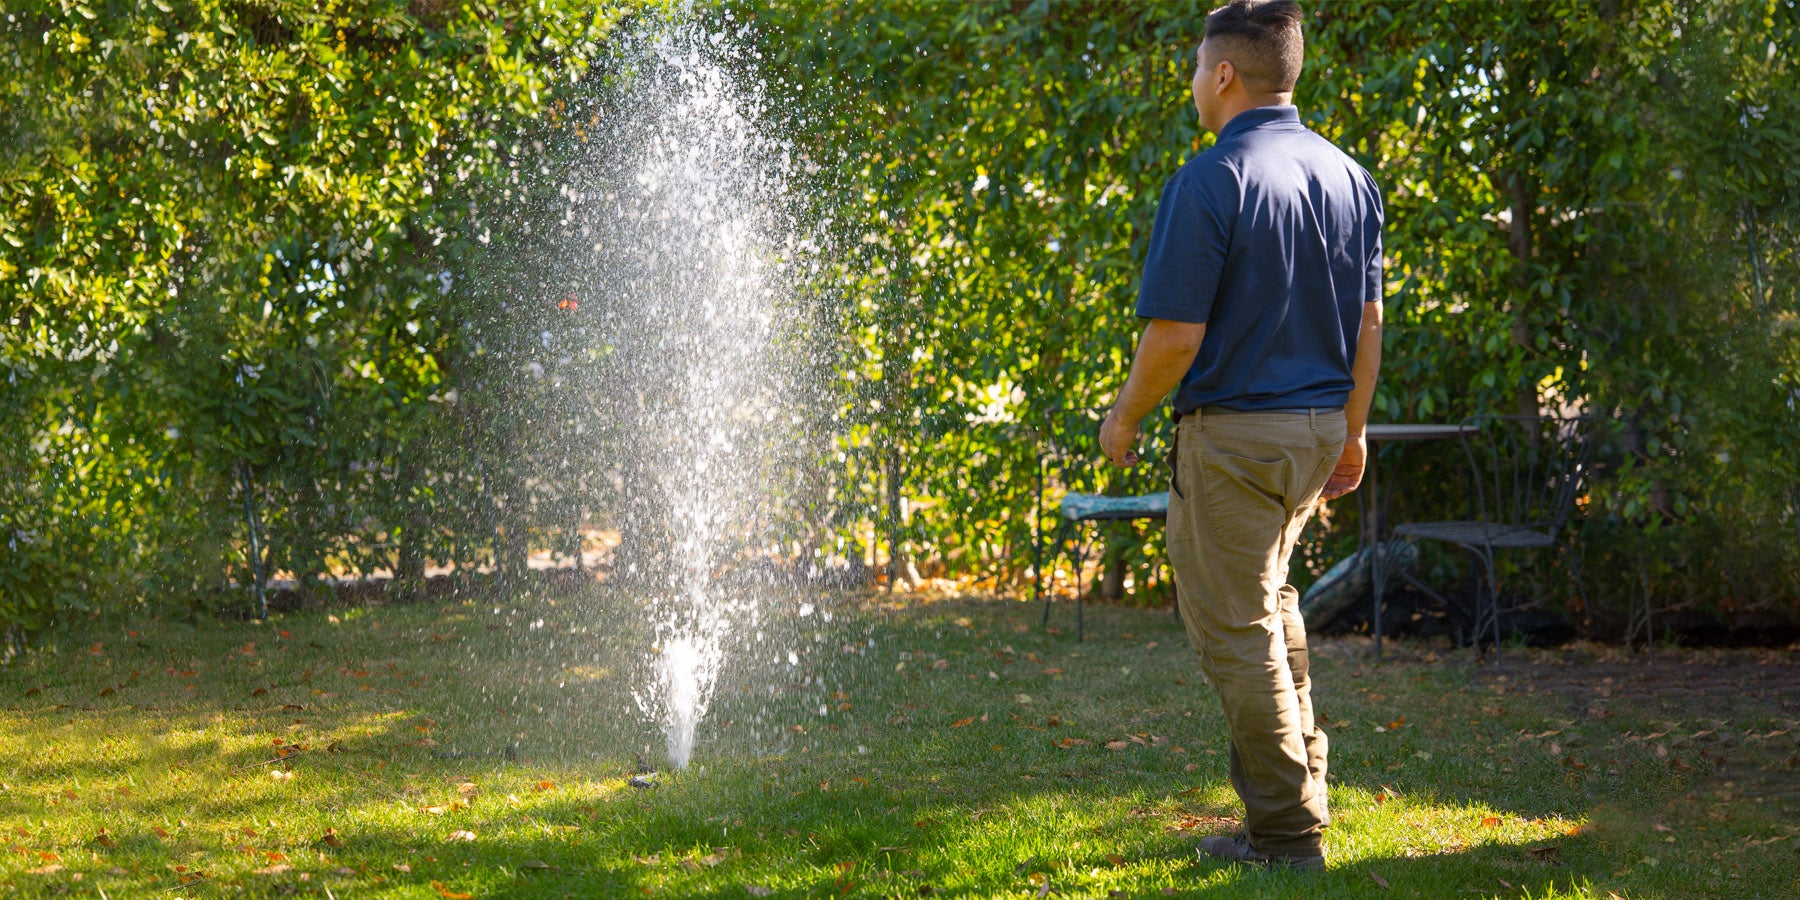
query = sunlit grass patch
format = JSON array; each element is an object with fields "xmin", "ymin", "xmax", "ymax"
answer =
[{"xmin": 2, "ymin": 590, "xmax": 1797, "ymax": 898}]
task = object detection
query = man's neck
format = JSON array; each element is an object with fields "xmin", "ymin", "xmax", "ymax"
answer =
[{"xmin": 1213, "ymin": 95, "xmax": 1295, "ymax": 134}]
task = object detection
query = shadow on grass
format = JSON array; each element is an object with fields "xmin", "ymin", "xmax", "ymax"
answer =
[{"xmin": 5, "ymin": 589, "xmax": 1797, "ymax": 898}]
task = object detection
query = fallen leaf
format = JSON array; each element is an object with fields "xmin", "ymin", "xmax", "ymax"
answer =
[
  {"xmin": 950, "ymin": 717, "xmax": 976, "ymax": 728},
  {"xmin": 27, "ymin": 864, "xmax": 63, "ymax": 876},
  {"xmin": 95, "ymin": 828, "xmax": 117, "ymax": 849},
  {"xmin": 1528, "ymin": 845, "xmax": 1561, "ymax": 862},
  {"xmin": 534, "ymin": 780, "xmax": 554, "ymax": 792},
  {"xmin": 270, "ymin": 770, "xmax": 295, "ymax": 781},
  {"xmin": 431, "ymin": 880, "xmax": 473, "ymax": 899},
  {"xmin": 264, "ymin": 851, "xmax": 288, "ymax": 863},
  {"xmin": 522, "ymin": 860, "xmax": 551, "ymax": 870},
  {"xmin": 152, "ymin": 827, "xmax": 171, "ymax": 838},
  {"xmin": 446, "ymin": 830, "xmax": 476, "ymax": 842},
  {"xmin": 1105, "ymin": 853, "xmax": 1126, "ymax": 866},
  {"xmin": 394, "ymin": 862, "xmax": 412, "ymax": 873},
  {"xmin": 322, "ymin": 828, "xmax": 346, "ymax": 849},
  {"xmin": 1104, "ymin": 740, "xmax": 1130, "ymax": 751},
  {"xmin": 1370, "ymin": 869, "xmax": 1391, "ymax": 889},
  {"xmin": 1052, "ymin": 737, "xmax": 1089, "ymax": 749},
  {"xmin": 1481, "ymin": 816, "xmax": 1502, "ymax": 828},
  {"xmin": 255, "ymin": 864, "xmax": 291, "ymax": 876},
  {"xmin": 1565, "ymin": 822, "xmax": 1595, "ymax": 837},
  {"xmin": 1042, "ymin": 668, "xmax": 1065, "ymax": 676}
]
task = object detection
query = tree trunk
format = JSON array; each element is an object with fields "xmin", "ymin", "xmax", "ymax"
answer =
[
  {"xmin": 1505, "ymin": 169, "xmax": 1539, "ymax": 419},
  {"xmin": 1100, "ymin": 550, "xmax": 1127, "ymax": 602},
  {"xmin": 885, "ymin": 441, "xmax": 910, "ymax": 589}
]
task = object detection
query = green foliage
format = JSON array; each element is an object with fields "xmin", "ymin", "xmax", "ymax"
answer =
[
  {"xmin": 1, "ymin": 1, "xmax": 627, "ymax": 632},
  {"xmin": 3, "ymin": 1, "xmax": 1796, "ymax": 636}
]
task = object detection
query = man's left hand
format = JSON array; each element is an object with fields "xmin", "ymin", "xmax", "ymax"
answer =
[
  {"xmin": 1320, "ymin": 435, "xmax": 1366, "ymax": 499},
  {"xmin": 1100, "ymin": 409, "xmax": 1140, "ymax": 468}
]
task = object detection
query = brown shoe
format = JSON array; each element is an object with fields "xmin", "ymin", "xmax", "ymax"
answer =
[{"xmin": 1196, "ymin": 833, "xmax": 1325, "ymax": 872}]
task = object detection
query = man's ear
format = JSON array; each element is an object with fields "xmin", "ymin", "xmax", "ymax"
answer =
[{"xmin": 1214, "ymin": 60, "xmax": 1235, "ymax": 94}]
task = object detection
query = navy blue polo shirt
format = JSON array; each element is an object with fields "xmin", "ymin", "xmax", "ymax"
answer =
[{"xmin": 1135, "ymin": 105, "xmax": 1384, "ymax": 414}]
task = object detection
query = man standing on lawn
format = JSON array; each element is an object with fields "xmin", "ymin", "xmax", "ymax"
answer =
[{"xmin": 1098, "ymin": 0, "xmax": 1383, "ymax": 872}]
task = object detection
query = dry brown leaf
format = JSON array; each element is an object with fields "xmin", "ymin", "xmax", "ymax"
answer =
[
  {"xmin": 1052, "ymin": 737, "xmax": 1089, "ymax": 749},
  {"xmin": 1104, "ymin": 740, "xmax": 1130, "ymax": 751},
  {"xmin": 26, "ymin": 864, "xmax": 63, "ymax": 876},
  {"xmin": 322, "ymin": 828, "xmax": 346, "ymax": 849},
  {"xmin": 1105, "ymin": 853, "xmax": 1126, "ymax": 866},
  {"xmin": 950, "ymin": 716, "xmax": 976, "ymax": 728},
  {"xmin": 431, "ymin": 880, "xmax": 473, "ymax": 899},
  {"xmin": 446, "ymin": 830, "xmax": 476, "ymax": 842},
  {"xmin": 1370, "ymin": 869, "xmax": 1391, "ymax": 889},
  {"xmin": 1481, "ymin": 816, "xmax": 1502, "ymax": 828},
  {"xmin": 95, "ymin": 828, "xmax": 117, "ymax": 849},
  {"xmin": 393, "ymin": 862, "xmax": 412, "ymax": 873},
  {"xmin": 255, "ymin": 863, "xmax": 291, "ymax": 876}
]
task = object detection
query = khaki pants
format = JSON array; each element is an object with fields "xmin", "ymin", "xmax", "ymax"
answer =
[{"xmin": 1167, "ymin": 408, "xmax": 1346, "ymax": 856}]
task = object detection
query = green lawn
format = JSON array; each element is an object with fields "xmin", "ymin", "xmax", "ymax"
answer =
[{"xmin": 2, "ymin": 587, "xmax": 1796, "ymax": 898}]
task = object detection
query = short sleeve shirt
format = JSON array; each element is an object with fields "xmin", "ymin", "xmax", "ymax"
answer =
[{"xmin": 1135, "ymin": 105, "xmax": 1384, "ymax": 414}]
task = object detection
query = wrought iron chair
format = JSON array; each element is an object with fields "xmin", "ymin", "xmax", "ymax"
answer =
[
  {"xmin": 1032, "ymin": 406, "xmax": 1177, "ymax": 642},
  {"xmin": 1390, "ymin": 413, "xmax": 1596, "ymax": 656}
]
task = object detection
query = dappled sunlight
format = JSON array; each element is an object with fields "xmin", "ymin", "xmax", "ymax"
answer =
[{"xmin": 2, "ymin": 597, "xmax": 1795, "ymax": 897}]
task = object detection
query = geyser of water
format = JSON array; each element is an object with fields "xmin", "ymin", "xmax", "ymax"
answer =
[{"xmin": 543, "ymin": 9, "xmax": 825, "ymax": 770}]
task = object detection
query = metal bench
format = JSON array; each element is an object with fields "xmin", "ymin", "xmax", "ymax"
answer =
[{"xmin": 1031, "ymin": 407, "xmax": 1177, "ymax": 641}]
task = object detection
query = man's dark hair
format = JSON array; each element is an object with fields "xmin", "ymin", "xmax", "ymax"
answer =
[{"xmin": 1202, "ymin": 0, "xmax": 1304, "ymax": 94}]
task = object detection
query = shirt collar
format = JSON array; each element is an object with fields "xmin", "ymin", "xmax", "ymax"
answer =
[{"xmin": 1215, "ymin": 105, "xmax": 1302, "ymax": 144}]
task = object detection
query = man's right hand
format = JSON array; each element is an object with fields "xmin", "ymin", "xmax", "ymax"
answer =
[
  {"xmin": 1099, "ymin": 409, "xmax": 1141, "ymax": 468},
  {"xmin": 1320, "ymin": 434, "xmax": 1366, "ymax": 499}
]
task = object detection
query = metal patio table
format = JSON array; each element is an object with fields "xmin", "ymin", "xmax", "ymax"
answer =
[{"xmin": 1359, "ymin": 423, "xmax": 1470, "ymax": 658}]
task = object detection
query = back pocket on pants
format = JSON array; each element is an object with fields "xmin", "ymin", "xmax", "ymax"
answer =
[{"xmin": 1197, "ymin": 452, "xmax": 1290, "ymax": 544}]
